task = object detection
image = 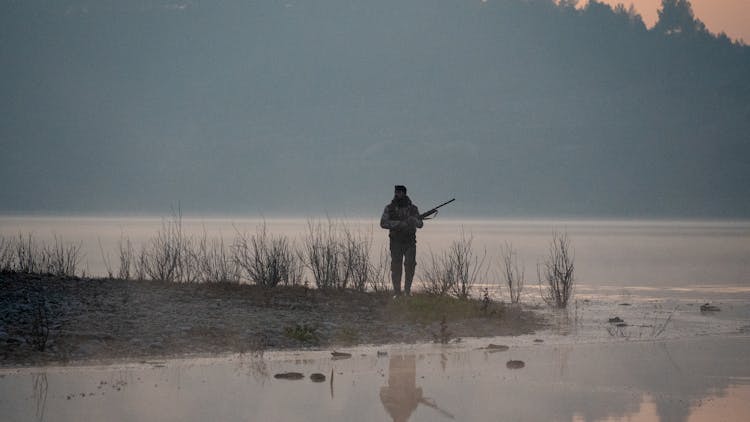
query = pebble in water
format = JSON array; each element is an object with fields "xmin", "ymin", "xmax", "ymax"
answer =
[
  {"xmin": 486, "ymin": 344, "xmax": 509, "ymax": 352},
  {"xmin": 274, "ymin": 372, "xmax": 304, "ymax": 380},
  {"xmin": 310, "ymin": 373, "xmax": 326, "ymax": 382},
  {"xmin": 506, "ymin": 360, "xmax": 525, "ymax": 369}
]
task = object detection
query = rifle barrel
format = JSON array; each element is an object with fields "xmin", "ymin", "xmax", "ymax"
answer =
[
  {"xmin": 435, "ymin": 198, "xmax": 455, "ymax": 208},
  {"xmin": 421, "ymin": 198, "xmax": 455, "ymax": 219}
]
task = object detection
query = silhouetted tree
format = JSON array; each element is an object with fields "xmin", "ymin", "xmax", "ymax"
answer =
[
  {"xmin": 654, "ymin": 0, "xmax": 706, "ymax": 36},
  {"xmin": 613, "ymin": 3, "xmax": 647, "ymax": 30}
]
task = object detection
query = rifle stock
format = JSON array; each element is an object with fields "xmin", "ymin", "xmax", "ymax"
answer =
[{"xmin": 420, "ymin": 198, "xmax": 455, "ymax": 220}]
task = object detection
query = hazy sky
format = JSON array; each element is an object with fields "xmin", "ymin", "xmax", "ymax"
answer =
[
  {"xmin": 591, "ymin": 0, "xmax": 750, "ymax": 41},
  {"xmin": 1, "ymin": 0, "xmax": 748, "ymax": 218}
]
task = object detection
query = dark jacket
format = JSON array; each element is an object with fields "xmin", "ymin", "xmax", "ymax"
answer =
[{"xmin": 380, "ymin": 196, "xmax": 423, "ymax": 244}]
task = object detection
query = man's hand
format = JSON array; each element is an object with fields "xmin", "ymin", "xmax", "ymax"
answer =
[{"xmin": 407, "ymin": 216, "xmax": 420, "ymax": 228}]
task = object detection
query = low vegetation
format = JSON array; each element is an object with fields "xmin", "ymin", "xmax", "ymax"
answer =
[
  {"xmin": 234, "ymin": 222, "xmax": 301, "ymax": 287},
  {"xmin": 385, "ymin": 294, "xmax": 505, "ymax": 324},
  {"xmin": 300, "ymin": 219, "xmax": 386, "ymax": 290},
  {"xmin": 420, "ymin": 231, "xmax": 488, "ymax": 299},
  {"xmin": 500, "ymin": 242, "xmax": 525, "ymax": 304},
  {"xmin": 1, "ymin": 215, "xmax": 576, "ymax": 308},
  {"xmin": 538, "ymin": 232, "xmax": 576, "ymax": 308},
  {"xmin": 0, "ymin": 234, "xmax": 82, "ymax": 277},
  {"xmin": 283, "ymin": 323, "xmax": 319, "ymax": 345}
]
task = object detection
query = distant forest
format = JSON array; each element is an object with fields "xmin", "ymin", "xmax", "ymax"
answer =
[{"xmin": 1, "ymin": 0, "xmax": 749, "ymax": 217}]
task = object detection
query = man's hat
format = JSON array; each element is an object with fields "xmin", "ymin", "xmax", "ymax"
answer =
[{"xmin": 394, "ymin": 185, "xmax": 407, "ymax": 193}]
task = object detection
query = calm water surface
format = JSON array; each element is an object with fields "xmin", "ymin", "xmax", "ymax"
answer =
[
  {"xmin": 2, "ymin": 217, "xmax": 749, "ymax": 421},
  {"xmin": 1, "ymin": 217, "xmax": 749, "ymax": 299},
  {"xmin": 1, "ymin": 336, "xmax": 748, "ymax": 422}
]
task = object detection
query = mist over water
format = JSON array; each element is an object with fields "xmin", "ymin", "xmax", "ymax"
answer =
[{"xmin": 2, "ymin": 216, "xmax": 748, "ymax": 300}]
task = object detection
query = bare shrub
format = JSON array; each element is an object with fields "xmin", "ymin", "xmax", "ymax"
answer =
[
  {"xmin": 300, "ymin": 219, "xmax": 346, "ymax": 289},
  {"xmin": 420, "ymin": 249, "xmax": 456, "ymax": 296},
  {"xmin": 139, "ymin": 212, "xmax": 185, "ymax": 282},
  {"xmin": 98, "ymin": 238, "xmax": 114, "ymax": 279},
  {"xmin": 368, "ymin": 245, "xmax": 392, "ymax": 293},
  {"xmin": 538, "ymin": 231, "xmax": 575, "ymax": 308},
  {"xmin": 234, "ymin": 223, "xmax": 302, "ymax": 287},
  {"xmin": 43, "ymin": 235, "xmax": 82, "ymax": 277},
  {"xmin": 0, "ymin": 235, "xmax": 15, "ymax": 272},
  {"xmin": 421, "ymin": 231, "xmax": 487, "ymax": 299},
  {"xmin": 117, "ymin": 236, "xmax": 136, "ymax": 280},
  {"xmin": 481, "ymin": 287, "xmax": 492, "ymax": 313},
  {"xmin": 131, "ymin": 212, "xmax": 205, "ymax": 283},
  {"xmin": 449, "ymin": 232, "xmax": 487, "ymax": 299},
  {"xmin": 284, "ymin": 247, "xmax": 305, "ymax": 287},
  {"xmin": 340, "ymin": 224, "xmax": 377, "ymax": 292},
  {"xmin": 15, "ymin": 233, "xmax": 44, "ymax": 274},
  {"xmin": 298, "ymin": 219, "xmax": 381, "ymax": 290},
  {"xmin": 178, "ymin": 235, "xmax": 201, "ymax": 283},
  {"xmin": 2, "ymin": 233, "xmax": 80, "ymax": 277},
  {"xmin": 198, "ymin": 234, "xmax": 241, "ymax": 283},
  {"xmin": 500, "ymin": 242, "xmax": 525, "ymax": 303},
  {"xmin": 135, "ymin": 248, "xmax": 148, "ymax": 281}
]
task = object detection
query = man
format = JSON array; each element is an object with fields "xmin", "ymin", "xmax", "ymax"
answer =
[{"xmin": 380, "ymin": 185, "xmax": 423, "ymax": 296}]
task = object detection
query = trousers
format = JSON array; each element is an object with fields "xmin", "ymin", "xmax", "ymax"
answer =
[{"xmin": 390, "ymin": 240, "xmax": 416, "ymax": 294}]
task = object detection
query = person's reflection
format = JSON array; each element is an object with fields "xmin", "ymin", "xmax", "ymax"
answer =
[
  {"xmin": 380, "ymin": 354, "xmax": 454, "ymax": 422},
  {"xmin": 32, "ymin": 372, "xmax": 48, "ymax": 422}
]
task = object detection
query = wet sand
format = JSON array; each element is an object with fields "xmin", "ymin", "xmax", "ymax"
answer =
[{"xmin": 1, "ymin": 335, "xmax": 748, "ymax": 421}]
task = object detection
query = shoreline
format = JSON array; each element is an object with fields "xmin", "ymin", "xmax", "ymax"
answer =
[
  {"xmin": 3, "ymin": 330, "xmax": 748, "ymax": 373},
  {"xmin": 0, "ymin": 272, "xmax": 546, "ymax": 368},
  {"xmin": 3, "ymin": 270, "xmax": 747, "ymax": 369}
]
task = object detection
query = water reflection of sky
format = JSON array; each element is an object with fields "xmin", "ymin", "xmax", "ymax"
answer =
[{"xmin": 1, "ymin": 336, "xmax": 748, "ymax": 421}]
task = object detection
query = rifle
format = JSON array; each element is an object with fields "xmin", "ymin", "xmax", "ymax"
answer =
[{"xmin": 420, "ymin": 198, "xmax": 455, "ymax": 220}]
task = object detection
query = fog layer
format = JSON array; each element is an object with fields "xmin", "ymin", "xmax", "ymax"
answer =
[{"xmin": 1, "ymin": 1, "xmax": 748, "ymax": 217}]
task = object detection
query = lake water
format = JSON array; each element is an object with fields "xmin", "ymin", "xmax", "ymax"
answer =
[
  {"xmin": 2, "ymin": 217, "xmax": 749, "ymax": 422},
  {"xmin": 1, "ymin": 336, "xmax": 749, "ymax": 422},
  {"xmin": 1, "ymin": 217, "xmax": 749, "ymax": 301}
]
